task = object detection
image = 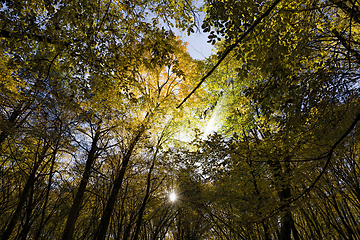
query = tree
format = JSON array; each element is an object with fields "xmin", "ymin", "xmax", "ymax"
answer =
[
  {"xmin": 175, "ymin": 0, "xmax": 360, "ymax": 239},
  {"xmin": 3, "ymin": 0, "xmax": 360, "ymax": 239},
  {"xmin": 1, "ymin": 0, "xmax": 201, "ymax": 239}
]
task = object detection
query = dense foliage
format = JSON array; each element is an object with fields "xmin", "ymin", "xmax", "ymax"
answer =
[{"xmin": 1, "ymin": 0, "xmax": 360, "ymax": 239}]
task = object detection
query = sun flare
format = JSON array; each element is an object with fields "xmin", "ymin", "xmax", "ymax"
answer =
[{"xmin": 169, "ymin": 192, "xmax": 177, "ymax": 202}]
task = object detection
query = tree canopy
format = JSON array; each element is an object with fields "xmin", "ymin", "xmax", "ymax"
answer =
[{"xmin": 1, "ymin": 0, "xmax": 360, "ymax": 239}]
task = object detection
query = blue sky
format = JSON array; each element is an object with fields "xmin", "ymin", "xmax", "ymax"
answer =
[{"xmin": 179, "ymin": 31, "xmax": 215, "ymax": 60}]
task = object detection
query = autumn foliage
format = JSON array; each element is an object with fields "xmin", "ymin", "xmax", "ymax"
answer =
[{"xmin": 1, "ymin": 0, "xmax": 360, "ymax": 239}]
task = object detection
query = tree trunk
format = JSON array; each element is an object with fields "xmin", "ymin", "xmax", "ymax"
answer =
[
  {"xmin": 122, "ymin": 213, "xmax": 137, "ymax": 240},
  {"xmin": 271, "ymin": 158, "xmax": 297, "ymax": 240},
  {"xmin": 34, "ymin": 145, "xmax": 59, "ymax": 240},
  {"xmin": 132, "ymin": 149, "xmax": 157, "ymax": 240},
  {"xmin": 19, "ymin": 185, "xmax": 34, "ymax": 240},
  {"xmin": 94, "ymin": 128, "xmax": 144, "ymax": 240},
  {"xmin": 262, "ymin": 221, "xmax": 270, "ymax": 240},
  {"xmin": 61, "ymin": 128, "xmax": 101, "ymax": 240},
  {"xmin": 1, "ymin": 144, "xmax": 49, "ymax": 240}
]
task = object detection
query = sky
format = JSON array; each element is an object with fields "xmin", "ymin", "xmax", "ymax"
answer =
[
  {"xmin": 179, "ymin": 30, "xmax": 215, "ymax": 60},
  {"xmin": 171, "ymin": 0, "xmax": 215, "ymax": 61}
]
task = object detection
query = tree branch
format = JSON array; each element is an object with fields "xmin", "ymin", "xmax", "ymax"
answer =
[
  {"xmin": 266, "ymin": 111, "xmax": 360, "ymax": 219},
  {"xmin": 329, "ymin": 0, "xmax": 360, "ymax": 25},
  {"xmin": 332, "ymin": 29, "xmax": 360, "ymax": 64},
  {"xmin": 0, "ymin": 29, "xmax": 72, "ymax": 47},
  {"xmin": 176, "ymin": 0, "xmax": 282, "ymax": 108}
]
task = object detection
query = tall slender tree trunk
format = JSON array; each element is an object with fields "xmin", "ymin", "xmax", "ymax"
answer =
[
  {"xmin": 1, "ymin": 144, "xmax": 49, "ymax": 240},
  {"xmin": 19, "ymin": 185, "xmax": 34, "ymax": 240},
  {"xmin": 132, "ymin": 148, "xmax": 158, "ymax": 240},
  {"xmin": 271, "ymin": 158, "xmax": 298, "ymax": 240},
  {"xmin": 34, "ymin": 144, "xmax": 60, "ymax": 240},
  {"xmin": 61, "ymin": 127, "xmax": 101, "ymax": 240},
  {"xmin": 62, "ymin": 124, "xmax": 100, "ymax": 240},
  {"xmin": 122, "ymin": 214, "xmax": 137, "ymax": 240},
  {"xmin": 262, "ymin": 221, "xmax": 270, "ymax": 240},
  {"xmin": 94, "ymin": 128, "xmax": 144, "ymax": 240}
]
